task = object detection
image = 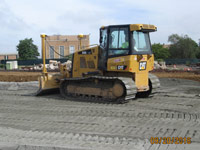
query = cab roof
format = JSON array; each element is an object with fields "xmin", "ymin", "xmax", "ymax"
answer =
[{"xmin": 101, "ymin": 24, "xmax": 157, "ymax": 32}]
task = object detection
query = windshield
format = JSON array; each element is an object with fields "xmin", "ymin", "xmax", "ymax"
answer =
[
  {"xmin": 133, "ymin": 31, "xmax": 151, "ymax": 52},
  {"xmin": 108, "ymin": 27, "xmax": 129, "ymax": 56}
]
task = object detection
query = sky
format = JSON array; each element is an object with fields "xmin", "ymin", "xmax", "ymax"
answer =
[{"xmin": 0, "ymin": 0, "xmax": 200, "ymax": 55}]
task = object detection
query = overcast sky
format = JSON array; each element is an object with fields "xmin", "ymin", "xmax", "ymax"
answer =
[{"xmin": 0, "ymin": 0, "xmax": 200, "ymax": 55}]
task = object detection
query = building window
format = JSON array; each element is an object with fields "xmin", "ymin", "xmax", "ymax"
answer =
[
  {"xmin": 49, "ymin": 46, "xmax": 54, "ymax": 59},
  {"xmin": 59, "ymin": 46, "xmax": 64, "ymax": 58},
  {"xmin": 69, "ymin": 45, "xmax": 75, "ymax": 54}
]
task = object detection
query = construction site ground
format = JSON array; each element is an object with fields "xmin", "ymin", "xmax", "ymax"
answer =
[{"xmin": 0, "ymin": 72, "xmax": 200, "ymax": 149}]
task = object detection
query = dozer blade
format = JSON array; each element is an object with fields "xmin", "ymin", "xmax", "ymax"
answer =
[{"xmin": 35, "ymin": 73, "xmax": 61, "ymax": 96}]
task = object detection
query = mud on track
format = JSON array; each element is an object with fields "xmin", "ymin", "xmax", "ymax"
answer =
[{"xmin": 0, "ymin": 78, "xmax": 200, "ymax": 150}]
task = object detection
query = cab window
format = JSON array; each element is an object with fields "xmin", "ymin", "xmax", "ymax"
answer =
[
  {"xmin": 100, "ymin": 29, "xmax": 108, "ymax": 48},
  {"xmin": 133, "ymin": 31, "xmax": 151, "ymax": 52},
  {"xmin": 108, "ymin": 27, "xmax": 129, "ymax": 56}
]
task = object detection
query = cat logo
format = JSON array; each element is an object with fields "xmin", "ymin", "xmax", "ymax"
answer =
[{"xmin": 139, "ymin": 62, "xmax": 146, "ymax": 70}]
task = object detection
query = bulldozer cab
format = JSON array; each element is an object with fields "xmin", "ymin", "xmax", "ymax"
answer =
[{"xmin": 99, "ymin": 24, "xmax": 156, "ymax": 70}]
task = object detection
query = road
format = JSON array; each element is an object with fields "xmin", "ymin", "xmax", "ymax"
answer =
[{"xmin": 0, "ymin": 78, "xmax": 200, "ymax": 150}]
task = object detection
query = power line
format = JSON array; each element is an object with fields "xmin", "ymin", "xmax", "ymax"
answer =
[
  {"xmin": 44, "ymin": 37, "xmax": 98, "ymax": 57},
  {"xmin": 45, "ymin": 39, "xmax": 65, "ymax": 57}
]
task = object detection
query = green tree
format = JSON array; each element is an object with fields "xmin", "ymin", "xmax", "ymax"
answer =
[
  {"xmin": 17, "ymin": 38, "xmax": 39, "ymax": 60},
  {"xmin": 152, "ymin": 43, "xmax": 170, "ymax": 60},
  {"xmin": 168, "ymin": 34, "xmax": 199, "ymax": 59},
  {"xmin": 196, "ymin": 47, "xmax": 200, "ymax": 59}
]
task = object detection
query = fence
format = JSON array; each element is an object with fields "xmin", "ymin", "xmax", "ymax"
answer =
[
  {"xmin": 1, "ymin": 58, "xmax": 200, "ymax": 66},
  {"xmin": 0, "ymin": 58, "xmax": 69, "ymax": 66},
  {"xmin": 164, "ymin": 59, "xmax": 200, "ymax": 65}
]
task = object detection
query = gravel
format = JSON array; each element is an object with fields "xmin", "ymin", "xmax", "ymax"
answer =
[{"xmin": 0, "ymin": 78, "xmax": 200, "ymax": 150}]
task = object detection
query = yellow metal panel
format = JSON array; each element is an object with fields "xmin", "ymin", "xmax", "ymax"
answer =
[
  {"xmin": 135, "ymin": 72, "xmax": 149, "ymax": 91},
  {"xmin": 107, "ymin": 54, "xmax": 154, "ymax": 73},
  {"xmin": 40, "ymin": 73, "xmax": 61, "ymax": 89},
  {"xmin": 36, "ymin": 73, "xmax": 62, "ymax": 95},
  {"xmin": 72, "ymin": 46, "xmax": 99, "ymax": 78},
  {"xmin": 130, "ymin": 24, "xmax": 157, "ymax": 31},
  {"xmin": 40, "ymin": 34, "xmax": 47, "ymax": 73},
  {"xmin": 107, "ymin": 54, "xmax": 154, "ymax": 91}
]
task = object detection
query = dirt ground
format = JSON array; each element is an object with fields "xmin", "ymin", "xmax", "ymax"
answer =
[
  {"xmin": 0, "ymin": 70, "xmax": 200, "ymax": 82},
  {"xmin": 0, "ymin": 71, "xmax": 41, "ymax": 82},
  {"xmin": 0, "ymin": 78, "xmax": 200, "ymax": 150},
  {"xmin": 153, "ymin": 71, "xmax": 200, "ymax": 82}
]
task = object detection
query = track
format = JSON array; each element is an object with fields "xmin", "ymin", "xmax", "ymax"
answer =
[
  {"xmin": 60, "ymin": 76, "xmax": 137, "ymax": 104},
  {"xmin": 0, "ymin": 78, "xmax": 200, "ymax": 150}
]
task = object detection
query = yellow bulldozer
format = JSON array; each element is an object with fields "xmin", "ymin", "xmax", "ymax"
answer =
[{"xmin": 36, "ymin": 24, "xmax": 160, "ymax": 103}]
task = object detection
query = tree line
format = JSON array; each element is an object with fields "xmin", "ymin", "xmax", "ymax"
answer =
[
  {"xmin": 16, "ymin": 34, "xmax": 200, "ymax": 60},
  {"xmin": 152, "ymin": 34, "xmax": 200, "ymax": 60}
]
